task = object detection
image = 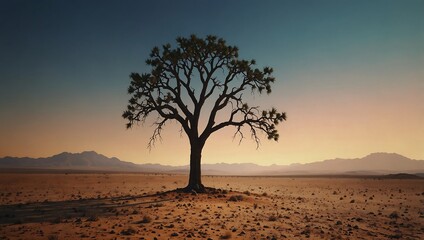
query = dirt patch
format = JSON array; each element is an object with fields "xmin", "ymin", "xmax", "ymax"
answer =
[{"xmin": 0, "ymin": 173, "xmax": 423, "ymax": 239}]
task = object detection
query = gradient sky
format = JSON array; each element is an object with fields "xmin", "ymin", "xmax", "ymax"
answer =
[{"xmin": 1, "ymin": 0, "xmax": 423, "ymax": 165}]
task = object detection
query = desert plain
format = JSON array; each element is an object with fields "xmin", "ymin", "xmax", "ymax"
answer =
[{"xmin": 0, "ymin": 173, "xmax": 423, "ymax": 240}]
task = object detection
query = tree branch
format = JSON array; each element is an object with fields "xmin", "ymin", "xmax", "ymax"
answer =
[{"xmin": 124, "ymin": 34, "xmax": 286, "ymax": 150}]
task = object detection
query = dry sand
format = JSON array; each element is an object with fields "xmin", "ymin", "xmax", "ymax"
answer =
[{"xmin": 0, "ymin": 173, "xmax": 423, "ymax": 239}]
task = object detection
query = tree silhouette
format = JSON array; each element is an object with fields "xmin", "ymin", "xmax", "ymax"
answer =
[{"xmin": 123, "ymin": 35, "xmax": 286, "ymax": 192}]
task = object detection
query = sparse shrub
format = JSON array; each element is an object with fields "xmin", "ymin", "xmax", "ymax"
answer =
[
  {"xmin": 229, "ymin": 195, "xmax": 244, "ymax": 202},
  {"xmin": 389, "ymin": 211, "xmax": 399, "ymax": 219},
  {"xmin": 120, "ymin": 227, "xmax": 136, "ymax": 235},
  {"xmin": 268, "ymin": 215, "xmax": 278, "ymax": 221},
  {"xmin": 253, "ymin": 203, "xmax": 258, "ymax": 209},
  {"xmin": 262, "ymin": 192, "xmax": 268, "ymax": 197},
  {"xmin": 350, "ymin": 199, "xmax": 355, "ymax": 203},
  {"xmin": 138, "ymin": 215, "xmax": 152, "ymax": 223},
  {"xmin": 220, "ymin": 231, "xmax": 232, "ymax": 239},
  {"xmin": 243, "ymin": 190, "xmax": 251, "ymax": 196}
]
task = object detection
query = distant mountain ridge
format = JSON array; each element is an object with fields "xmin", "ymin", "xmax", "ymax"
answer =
[
  {"xmin": 1, "ymin": 151, "xmax": 423, "ymax": 175},
  {"xmin": 0, "ymin": 151, "xmax": 139, "ymax": 171},
  {"xmin": 282, "ymin": 152, "xmax": 424, "ymax": 174}
]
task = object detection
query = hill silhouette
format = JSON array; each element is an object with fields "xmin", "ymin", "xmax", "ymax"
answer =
[
  {"xmin": 281, "ymin": 153, "xmax": 424, "ymax": 174},
  {"xmin": 0, "ymin": 151, "xmax": 139, "ymax": 171},
  {"xmin": 1, "ymin": 152, "xmax": 423, "ymax": 175}
]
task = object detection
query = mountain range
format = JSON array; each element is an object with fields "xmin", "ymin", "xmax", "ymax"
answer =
[
  {"xmin": 1, "ymin": 151, "xmax": 424, "ymax": 176},
  {"xmin": 0, "ymin": 151, "xmax": 138, "ymax": 171}
]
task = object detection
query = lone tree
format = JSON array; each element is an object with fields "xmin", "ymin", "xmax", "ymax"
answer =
[{"xmin": 123, "ymin": 35, "xmax": 286, "ymax": 193}]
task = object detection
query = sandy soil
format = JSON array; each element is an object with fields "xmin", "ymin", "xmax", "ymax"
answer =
[{"xmin": 0, "ymin": 173, "xmax": 423, "ymax": 239}]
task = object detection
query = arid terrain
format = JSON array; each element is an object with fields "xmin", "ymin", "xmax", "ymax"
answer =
[{"xmin": 0, "ymin": 173, "xmax": 423, "ymax": 239}]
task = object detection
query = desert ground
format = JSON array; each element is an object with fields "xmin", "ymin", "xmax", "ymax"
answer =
[{"xmin": 0, "ymin": 173, "xmax": 423, "ymax": 239}]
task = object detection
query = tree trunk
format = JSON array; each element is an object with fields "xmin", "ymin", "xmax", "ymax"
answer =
[{"xmin": 184, "ymin": 141, "xmax": 205, "ymax": 193}]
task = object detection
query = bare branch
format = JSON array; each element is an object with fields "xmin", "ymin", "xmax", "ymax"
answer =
[
  {"xmin": 123, "ymin": 34, "xmax": 286, "ymax": 151},
  {"xmin": 147, "ymin": 118, "xmax": 167, "ymax": 150}
]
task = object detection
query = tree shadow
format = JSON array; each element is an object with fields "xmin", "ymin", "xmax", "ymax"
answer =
[{"xmin": 0, "ymin": 191, "xmax": 174, "ymax": 225}]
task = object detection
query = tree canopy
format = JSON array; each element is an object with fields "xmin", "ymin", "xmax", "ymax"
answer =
[{"xmin": 123, "ymin": 35, "xmax": 286, "ymax": 192}]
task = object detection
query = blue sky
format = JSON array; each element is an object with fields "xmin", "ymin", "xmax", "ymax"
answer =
[{"xmin": 1, "ymin": 0, "xmax": 423, "ymax": 164}]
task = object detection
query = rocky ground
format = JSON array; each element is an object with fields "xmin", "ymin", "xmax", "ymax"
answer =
[{"xmin": 0, "ymin": 173, "xmax": 423, "ymax": 239}]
